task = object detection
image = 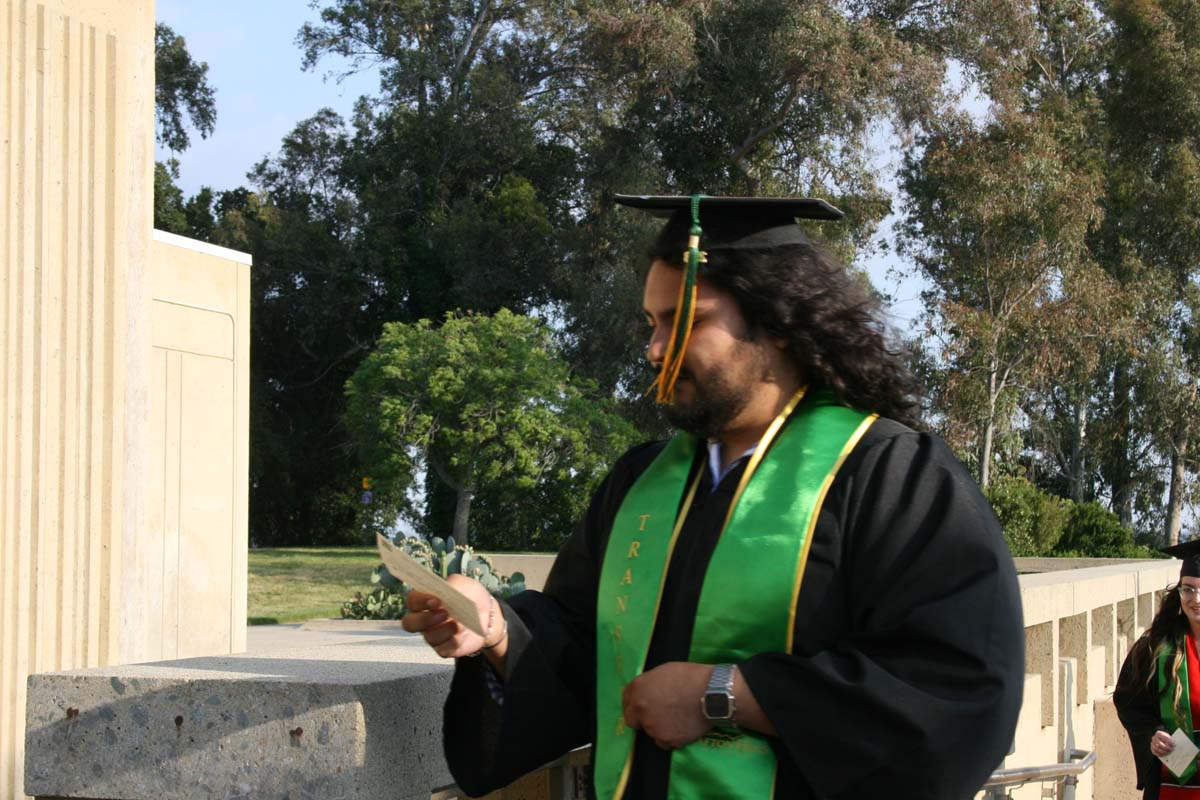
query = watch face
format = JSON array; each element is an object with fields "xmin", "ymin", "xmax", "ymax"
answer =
[{"xmin": 704, "ymin": 692, "xmax": 732, "ymax": 719}]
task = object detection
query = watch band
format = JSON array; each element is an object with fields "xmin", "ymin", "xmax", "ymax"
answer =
[
  {"xmin": 708, "ymin": 664, "xmax": 735, "ymax": 693},
  {"xmin": 702, "ymin": 663, "xmax": 738, "ymax": 726}
]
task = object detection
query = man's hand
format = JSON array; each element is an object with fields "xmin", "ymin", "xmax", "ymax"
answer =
[
  {"xmin": 401, "ymin": 574, "xmax": 507, "ymax": 666},
  {"xmin": 622, "ymin": 662, "xmax": 713, "ymax": 750}
]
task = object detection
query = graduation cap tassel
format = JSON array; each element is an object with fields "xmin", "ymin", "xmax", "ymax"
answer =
[{"xmin": 654, "ymin": 194, "xmax": 706, "ymax": 404}]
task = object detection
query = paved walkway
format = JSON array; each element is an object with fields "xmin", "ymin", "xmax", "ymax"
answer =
[{"xmin": 245, "ymin": 619, "xmax": 413, "ymax": 653}]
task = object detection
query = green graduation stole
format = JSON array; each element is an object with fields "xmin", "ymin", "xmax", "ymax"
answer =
[
  {"xmin": 594, "ymin": 389, "xmax": 876, "ymax": 800},
  {"xmin": 1157, "ymin": 638, "xmax": 1199, "ymax": 782}
]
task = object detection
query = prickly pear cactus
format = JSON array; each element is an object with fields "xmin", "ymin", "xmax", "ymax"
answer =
[
  {"xmin": 502, "ymin": 571, "xmax": 527, "ymax": 599},
  {"xmin": 371, "ymin": 563, "xmax": 401, "ymax": 591},
  {"xmin": 445, "ymin": 547, "xmax": 467, "ymax": 575}
]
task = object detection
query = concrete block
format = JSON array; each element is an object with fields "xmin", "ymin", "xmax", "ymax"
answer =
[
  {"xmin": 1060, "ymin": 613, "xmax": 1089, "ymax": 705},
  {"xmin": 1092, "ymin": 605, "xmax": 1117, "ymax": 688},
  {"xmin": 25, "ymin": 636, "xmax": 453, "ymax": 800},
  {"xmin": 1017, "ymin": 581, "xmax": 1074, "ymax": 627},
  {"xmin": 1073, "ymin": 574, "xmax": 1130, "ymax": 617},
  {"xmin": 1094, "ymin": 697, "xmax": 1141, "ymax": 800},
  {"xmin": 1026, "ymin": 621, "xmax": 1057, "ymax": 727}
]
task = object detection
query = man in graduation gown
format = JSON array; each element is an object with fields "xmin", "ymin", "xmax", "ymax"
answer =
[{"xmin": 402, "ymin": 194, "xmax": 1025, "ymax": 799}]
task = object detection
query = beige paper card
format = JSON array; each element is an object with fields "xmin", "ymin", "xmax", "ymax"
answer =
[
  {"xmin": 376, "ymin": 534, "xmax": 484, "ymax": 636},
  {"xmin": 1162, "ymin": 728, "xmax": 1200, "ymax": 778}
]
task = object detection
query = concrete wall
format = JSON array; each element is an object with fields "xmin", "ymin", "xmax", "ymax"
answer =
[{"xmin": 1, "ymin": 2, "xmax": 252, "ymax": 798}]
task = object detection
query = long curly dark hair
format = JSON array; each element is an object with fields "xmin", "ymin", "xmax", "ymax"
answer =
[
  {"xmin": 646, "ymin": 233, "xmax": 924, "ymax": 428},
  {"xmin": 1126, "ymin": 585, "xmax": 1189, "ymax": 700}
]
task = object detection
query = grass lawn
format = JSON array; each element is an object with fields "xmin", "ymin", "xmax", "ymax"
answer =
[{"xmin": 248, "ymin": 547, "xmax": 382, "ymax": 625}]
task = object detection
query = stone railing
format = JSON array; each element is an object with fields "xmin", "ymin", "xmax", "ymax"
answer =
[
  {"xmin": 1003, "ymin": 558, "xmax": 1177, "ymax": 800},
  {"xmin": 22, "ymin": 559, "xmax": 1178, "ymax": 800}
]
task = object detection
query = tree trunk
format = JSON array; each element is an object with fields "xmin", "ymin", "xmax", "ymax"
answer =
[
  {"xmin": 452, "ymin": 483, "xmax": 475, "ymax": 547},
  {"xmin": 1166, "ymin": 425, "xmax": 1187, "ymax": 547},
  {"xmin": 1166, "ymin": 383, "xmax": 1196, "ymax": 547},
  {"xmin": 424, "ymin": 471, "xmax": 457, "ymax": 539},
  {"xmin": 1111, "ymin": 361, "xmax": 1134, "ymax": 529},
  {"xmin": 1071, "ymin": 400, "xmax": 1087, "ymax": 502},
  {"xmin": 980, "ymin": 363, "xmax": 998, "ymax": 489},
  {"xmin": 429, "ymin": 454, "xmax": 473, "ymax": 546},
  {"xmin": 980, "ymin": 419, "xmax": 994, "ymax": 490}
]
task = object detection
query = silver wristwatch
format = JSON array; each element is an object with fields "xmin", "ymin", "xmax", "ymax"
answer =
[{"xmin": 701, "ymin": 664, "xmax": 737, "ymax": 727}]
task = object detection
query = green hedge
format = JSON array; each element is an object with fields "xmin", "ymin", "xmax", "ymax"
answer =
[
  {"xmin": 985, "ymin": 478, "xmax": 1158, "ymax": 559},
  {"xmin": 985, "ymin": 476, "xmax": 1069, "ymax": 557},
  {"xmin": 1052, "ymin": 502, "xmax": 1157, "ymax": 559}
]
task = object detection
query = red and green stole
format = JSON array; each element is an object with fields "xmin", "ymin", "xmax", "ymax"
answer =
[
  {"xmin": 593, "ymin": 389, "xmax": 876, "ymax": 799},
  {"xmin": 1158, "ymin": 633, "xmax": 1200, "ymax": 787}
]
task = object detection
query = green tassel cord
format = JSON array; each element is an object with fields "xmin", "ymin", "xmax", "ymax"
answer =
[{"xmin": 654, "ymin": 194, "xmax": 706, "ymax": 404}]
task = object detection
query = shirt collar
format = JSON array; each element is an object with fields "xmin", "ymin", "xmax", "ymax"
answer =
[{"xmin": 706, "ymin": 440, "xmax": 757, "ymax": 487}]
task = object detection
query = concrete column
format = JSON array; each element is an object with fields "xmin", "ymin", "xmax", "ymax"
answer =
[{"xmin": 2, "ymin": 1, "xmax": 152, "ymax": 797}]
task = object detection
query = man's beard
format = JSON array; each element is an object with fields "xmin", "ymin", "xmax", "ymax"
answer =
[{"xmin": 662, "ymin": 368, "xmax": 754, "ymax": 440}]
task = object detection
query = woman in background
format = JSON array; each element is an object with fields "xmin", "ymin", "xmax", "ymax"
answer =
[{"xmin": 1115, "ymin": 541, "xmax": 1200, "ymax": 798}]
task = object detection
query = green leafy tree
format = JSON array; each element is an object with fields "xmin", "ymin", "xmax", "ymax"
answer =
[
  {"xmin": 289, "ymin": 3, "xmax": 593, "ymax": 543},
  {"xmin": 298, "ymin": 0, "xmax": 1033, "ymax": 404},
  {"xmin": 154, "ymin": 159, "xmax": 189, "ymax": 234},
  {"xmin": 559, "ymin": 0, "xmax": 1008, "ymax": 399},
  {"xmin": 154, "ymin": 158, "xmax": 220, "ymax": 239},
  {"xmin": 153, "ymin": 22, "xmax": 218, "ymax": 234},
  {"xmin": 155, "ymin": 22, "xmax": 217, "ymax": 152},
  {"xmin": 238, "ymin": 102, "xmax": 576, "ymax": 544},
  {"xmin": 899, "ymin": 107, "xmax": 1111, "ymax": 488},
  {"xmin": 1095, "ymin": 0, "xmax": 1200, "ymax": 543},
  {"xmin": 245, "ymin": 0, "xmax": 1091, "ymax": 545},
  {"xmin": 211, "ymin": 144, "xmax": 386, "ymax": 546},
  {"xmin": 344, "ymin": 310, "xmax": 638, "ymax": 547}
]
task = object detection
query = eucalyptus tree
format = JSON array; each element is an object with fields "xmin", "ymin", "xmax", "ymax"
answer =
[
  {"xmin": 897, "ymin": 0, "xmax": 1123, "ymax": 490},
  {"xmin": 899, "ymin": 109, "xmax": 1111, "ymax": 488},
  {"xmin": 296, "ymin": 1, "xmax": 593, "ymax": 539},
  {"xmin": 1096, "ymin": 0, "xmax": 1200, "ymax": 542},
  {"xmin": 556, "ymin": 0, "xmax": 1036, "ymax": 404}
]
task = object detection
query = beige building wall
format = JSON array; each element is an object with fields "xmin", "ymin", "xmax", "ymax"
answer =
[
  {"xmin": 148, "ymin": 230, "xmax": 250, "ymax": 660},
  {"xmin": 1, "ymin": 2, "xmax": 251, "ymax": 799}
]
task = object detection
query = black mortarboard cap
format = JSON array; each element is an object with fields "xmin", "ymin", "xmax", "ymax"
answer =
[
  {"xmin": 1162, "ymin": 540, "xmax": 1200, "ymax": 577},
  {"xmin": 614, "ymin": 194, "xmax": 844, "ymax": 254}
]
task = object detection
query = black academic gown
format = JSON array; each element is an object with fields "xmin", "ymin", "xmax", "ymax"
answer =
[
  {"xmin": 1114, "ymin": 640, "xmax": 1170, "ymax": 799},
  {"xmin": 443, "ymin": 418, "xmax": 1025, "ymax": 799}
]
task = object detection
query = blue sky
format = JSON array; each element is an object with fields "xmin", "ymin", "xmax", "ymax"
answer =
[
  {"xmin": 154, "ymin": 0, "xmax": 925, "ymax": 323},
  {"xmin": 155, "ymin": 0, "xmax": 379, "ymax": 196}
]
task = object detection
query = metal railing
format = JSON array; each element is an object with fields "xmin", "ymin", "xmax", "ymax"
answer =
[
  {"xmin": 981, "ymin": 749, "xmax": 1096, "ymax": 799},
  {"xmin": 981, "ymin": 658, "xmax": 1097, "ymax": 799},
  {"xmin": 431, "ymin": 744, "xmax": 1097, "ymax": 800}
]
